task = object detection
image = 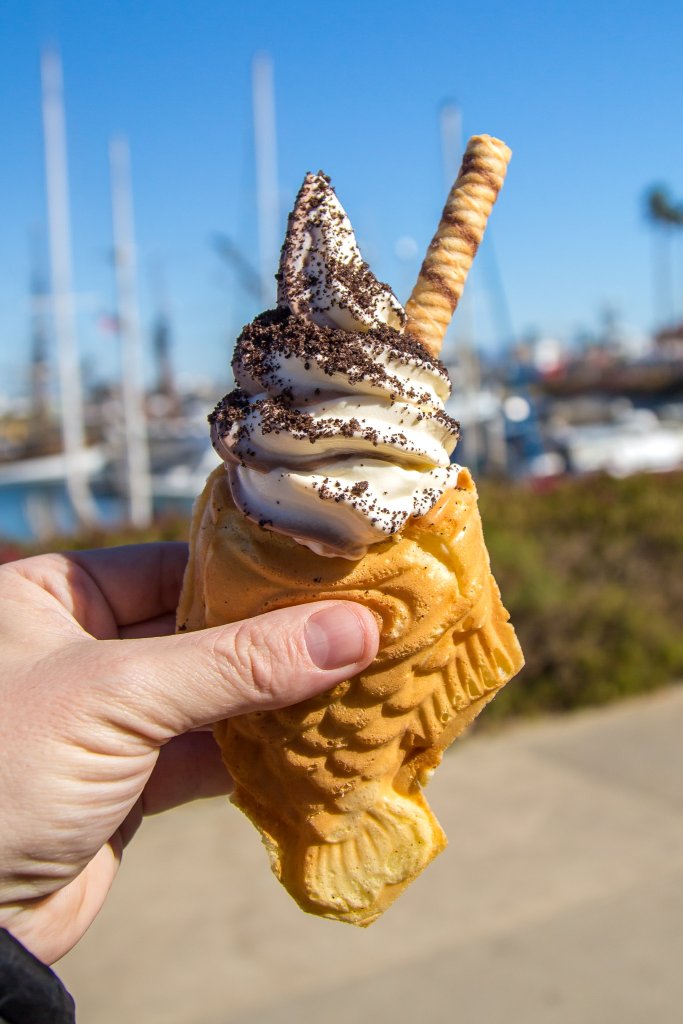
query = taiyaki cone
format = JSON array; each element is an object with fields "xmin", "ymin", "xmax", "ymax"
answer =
[{"xmin": 177, "ymin": 464, "xmax": 523, "ymax": 925}]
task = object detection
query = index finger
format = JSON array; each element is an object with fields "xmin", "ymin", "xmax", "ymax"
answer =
[{"xmin": 67, "ymin": 542, "xmax": 188, "ymax": 628}]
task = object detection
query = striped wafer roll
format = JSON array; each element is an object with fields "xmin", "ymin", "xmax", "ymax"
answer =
[{"xmin": 405, "ymin": 134, "xmax": 511, "ymax": 356}]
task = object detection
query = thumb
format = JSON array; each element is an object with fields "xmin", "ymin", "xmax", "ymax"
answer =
[{"xmin": 83, "ymin": 600, "xmax": 379, "ymax": 742}]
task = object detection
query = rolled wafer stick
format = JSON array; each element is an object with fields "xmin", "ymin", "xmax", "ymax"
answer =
[{"xmin": 405, "ymin": 134, "xmax": 511, "ymax": 357}]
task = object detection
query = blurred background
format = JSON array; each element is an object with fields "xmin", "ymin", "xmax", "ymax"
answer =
[{"xmin": 1, "ymin": 2, "xmax": 682, "ymax": 1021}]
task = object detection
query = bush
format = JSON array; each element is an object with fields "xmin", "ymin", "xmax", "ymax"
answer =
[{"xmin": 479, "ymin": 471, "xmax": 683, "ymax": 719}]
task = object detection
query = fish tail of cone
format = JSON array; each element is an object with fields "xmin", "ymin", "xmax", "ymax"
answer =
[
  {"xmin": 283, "ymin": 790, "xmax": 447, "ymax": 926},
  {"xmin": 405, "ymin": 134, "xmax": 512, "ymax": 356},
  {"xmin": 216, "ymin": 711, "xmax": 447, "ymax": 926},
  {"xmin": 208, "ymin": 753, "xmax": 446, "ymax": 926}
]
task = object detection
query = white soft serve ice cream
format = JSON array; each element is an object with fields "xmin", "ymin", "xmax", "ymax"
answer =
[{"xmin": 210, "ymin": 172, "xmax": 461, "ymax": 559}]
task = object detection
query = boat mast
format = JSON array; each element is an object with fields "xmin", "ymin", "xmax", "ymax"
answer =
[
  {"xmin": 440, "ymin": 102, "xmax": 469, "ymax": 377},
  {"xmin": 252, "ymin": 52, "xmax": 280, "ymax": 308},
  {"xmin": 28, "ymin": 234, "xmax": 51, "ymax": 450},
  {"xmin": 149, "ymin": 256, "xmax": 176, "ymax": 401},
  {"xmin": 440, "ymin": 101, "xmax": 463, "ymax": 198},
  {"xmin": 109, "ymin": 135, "xmax": 152, "ymax": 528},
  {"xmin": 440, "ymin": 104, "xmax": 509, "ymax": 476},
  {"xmin": 40, "ymin": 48, "xmax": 99, "ymax": 527},
  {"xmin": 440, "ymin": 101, "xmax": 481, "ymax": 474}
]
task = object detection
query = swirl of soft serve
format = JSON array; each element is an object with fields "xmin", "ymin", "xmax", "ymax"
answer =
[{"xmin": 210, "ymin": 172, "xmax": 461, "ymax": 559}]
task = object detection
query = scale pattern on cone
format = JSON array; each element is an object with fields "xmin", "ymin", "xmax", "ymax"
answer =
[{"xmin": 177, "ymin": 465, "xmax": 524, "ymax": 925}]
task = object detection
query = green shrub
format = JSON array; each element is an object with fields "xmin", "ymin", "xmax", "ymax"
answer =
[{"xmin": 479, "ymin": 471, "xmax": 683, "ymax": 719}]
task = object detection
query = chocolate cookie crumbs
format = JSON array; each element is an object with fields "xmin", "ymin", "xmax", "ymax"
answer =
[
  {"xmin": 230, "ymin": 308, "xmax": 449, "ymax": 406},
  {"xmin": 276, "ymin": 172, "xmax": 406, "ymax": 331},
  {"xmin": 212, "ymin": 171, "xmax": 462, "ymax": 559}
]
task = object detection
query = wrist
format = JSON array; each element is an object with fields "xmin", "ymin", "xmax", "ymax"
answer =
[{"xmin": 0, "ymin": 927, "xmax": 75, "ymax": 1022}]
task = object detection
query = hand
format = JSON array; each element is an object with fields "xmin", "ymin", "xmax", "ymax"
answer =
[{"xmin": 0, "ymin": 543, "xmax": 378, "ymax": 964}]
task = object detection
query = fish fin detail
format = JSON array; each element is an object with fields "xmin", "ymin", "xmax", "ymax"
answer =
[{"xmin": 277, "ymin": 789, "xmax": 446, "ymax": 926}]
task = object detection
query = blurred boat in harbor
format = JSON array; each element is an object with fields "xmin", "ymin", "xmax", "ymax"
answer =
[
  {"xmin": 548, "ymin": 407, "xmax": 683, "ymax": 477},
  {"xmin": 540, "ymin": 356, "xmax": 683, "ymax": 400},
  {"xmin": 150, "ymin": 443, "xmax": 217, "ymax": 500},
  {"xmin": 0, "ymin": 395, "xmax": 215, "ymax": 539},
  {"xmin": 0, "ymin": 445, "xmax": 107, "ymax": 487}
]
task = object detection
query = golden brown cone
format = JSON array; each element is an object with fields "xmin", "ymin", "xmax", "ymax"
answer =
[
  {"xmin": 177, "ymin": 465, "xmax": 524, "ymax": 925},
  {"xmin": 404, "ymin": 134, "xmax": 512, "ymax": 357}
]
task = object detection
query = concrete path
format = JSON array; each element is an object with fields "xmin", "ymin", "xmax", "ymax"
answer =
[{"xmin": 59, "ymin": 687, "xmax": 683, "ymax": 1024}]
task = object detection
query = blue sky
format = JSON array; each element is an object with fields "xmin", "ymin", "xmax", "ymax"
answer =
[{"xmin": 1, "ymin": 0, "xmax": 682, "ymax": 395}]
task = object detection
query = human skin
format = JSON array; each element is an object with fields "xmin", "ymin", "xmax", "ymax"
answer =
[{"xmin": 0, "ymin": 543, "xmax": 378, "ymax": 965}]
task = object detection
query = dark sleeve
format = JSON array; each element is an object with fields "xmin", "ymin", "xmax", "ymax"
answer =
[{"xmin": 0, "ymin": 929, "xmax": 75, "ymax": 1024}]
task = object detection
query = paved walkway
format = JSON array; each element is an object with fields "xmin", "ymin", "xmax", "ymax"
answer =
[{"xmin": 59, "ymin": 687, "xmax": 683, "ymax": 1024}]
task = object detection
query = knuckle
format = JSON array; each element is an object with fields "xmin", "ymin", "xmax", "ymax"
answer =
[{"xmin": 210, "ymin": 617, "xmax": 302, "ymax": 706}]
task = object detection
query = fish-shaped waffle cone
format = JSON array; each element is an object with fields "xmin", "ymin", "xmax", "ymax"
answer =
[{"xmin": 177, "ymin": 464, "xmax": 524, "ymax": 925}]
